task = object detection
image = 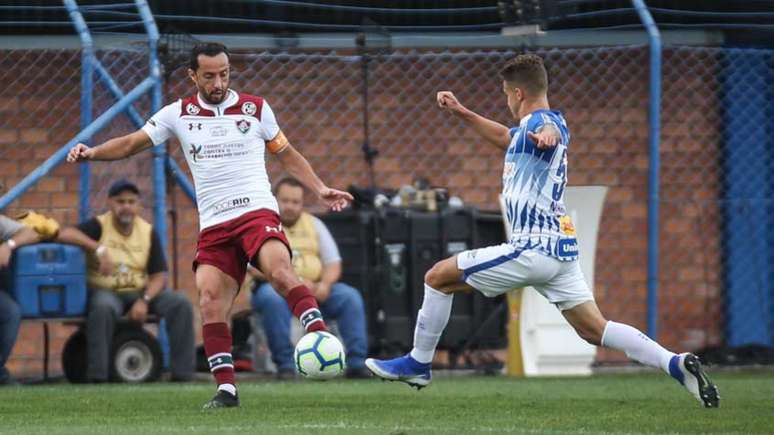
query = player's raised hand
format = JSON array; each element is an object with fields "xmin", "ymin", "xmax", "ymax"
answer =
[
  {"xmin": 528, "ymin": 128, "xmax": 560, "ymax": 149},
  {"xmin": 319, "ymin": 187, "xmax": 354, "ymax": 212},
  {"xmin": 66, "ymin": 143, "xmax": 93, "ymax": 163},
  {"xmin": 437, "ymin": 91, "xmax": 465, "ymax": 114}
]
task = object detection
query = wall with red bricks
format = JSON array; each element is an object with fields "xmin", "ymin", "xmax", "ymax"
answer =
[{"xmin": 0, "ymin": 46, "xmax": 723, "ymax": 378}]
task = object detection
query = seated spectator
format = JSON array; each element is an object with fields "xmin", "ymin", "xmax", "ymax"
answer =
[
  {"xmin": 249, "ymin": 177, "xmax": 369, "ymax": 378},
  {"xmin": 0, "ymin": 216, "xmax": 42, "ymax": 385},
  {"xmin": 59, "ymin": 180, "xmax": 195, "ymax": 382}
]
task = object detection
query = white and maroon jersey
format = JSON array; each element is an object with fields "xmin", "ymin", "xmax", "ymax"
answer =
[{"xmin": 142, "ymin": 89, "xmax": 286, "ymax": 231}]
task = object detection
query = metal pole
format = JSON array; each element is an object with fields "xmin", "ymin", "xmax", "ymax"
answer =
[
  {"xmin": 632, "ymin": 0, "xmax": 662, "ymax": 339},
  {"xmin": 64, "ymin": 0, "xmax": 93, "ymax": 221},
  {"xmin": 135, "ymin": 0, "xmax": 166, "ymax": 252},
  {"xmin": 135, "ymin": 0, "xmax": 171, "ymax": 368},
  {"xmin": 93, "ymin": 60, "xmax": 145, "ymax": 126},
  {"xmin": 356, "ymin": 34, "xmax": 378, "ymax": 190}
]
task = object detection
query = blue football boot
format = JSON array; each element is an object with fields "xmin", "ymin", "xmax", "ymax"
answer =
[
  {"xmin": 365, "ymin": 354, "xmax": 432, "ymax": 390},
  {"xmin": 669, "ymin": 353, "xmax": 720, "ymax": 408}
]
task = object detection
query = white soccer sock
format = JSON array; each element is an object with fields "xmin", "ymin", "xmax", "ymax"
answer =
[
  {"xmin": 410, "ymin": 284, "xmax": 454, "ymax": 364},
  {"xmin": 601, "ymin": 320, "xmax": 675, "ymax": 374},
  {"xmin": 218, "ymin": 383, "xmax": 237, "ymax": 396}
]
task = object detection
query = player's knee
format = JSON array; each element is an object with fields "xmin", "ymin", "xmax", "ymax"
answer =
[
  {"xmin": 424, "ymin": 263, "xmax": 444, "ymax": 289},
  {"xmin": 575, "ymin": 325, "xmax": 602, "ymax": 346},
  {"xmin": 198, "ymin": 286, "xmax": 225, "ymax": 322},
  {"xmin": 265, "ymin": 266, "xmax": 297, "ymax": 295}
]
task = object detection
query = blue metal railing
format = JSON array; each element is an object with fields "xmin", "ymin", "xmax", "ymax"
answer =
[
  {"xmin": 632, "ymin": 0, "xmax": 662, "ymax": 340},
  {"xmin": 0, "ymin": 77, "xmax": 156, "ymax": 210},
  {"xmin": 91, "ymin": 61, "xmax": 197, "ymax": 203},
  {"xmin": 64, "ymin": 0, "xmax": 93, "ymax": 222},
  {"xmin": 0, "ymin": 0, "xmax": 199, "ymax": 367},
  {"xmin": 0, "ymin": 0, "xmax": 196, "ymax": 223}
]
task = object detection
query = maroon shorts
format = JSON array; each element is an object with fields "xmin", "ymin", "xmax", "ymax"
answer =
[{"xmin": 193, "ymin": 209, "xmax": 291, "ymax": 285}]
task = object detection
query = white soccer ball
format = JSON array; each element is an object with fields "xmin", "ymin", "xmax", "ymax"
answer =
[{"xmin": 294, "ymin": 331, "xmax": 346, "ymax": 380}]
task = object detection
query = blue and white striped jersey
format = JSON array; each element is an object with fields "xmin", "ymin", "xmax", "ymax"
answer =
[{"xmin": 502, "ymin": 109, "xmax": 579, "ymax": 261}]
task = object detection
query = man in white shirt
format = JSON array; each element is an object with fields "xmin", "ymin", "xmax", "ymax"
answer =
[
  {"xmin": 67, "ymin": 42, "xmax": 352, "ymax": 409},
  {"xmin": 0, "ymin": 216, "xmax": 41, "ymax": 385}
]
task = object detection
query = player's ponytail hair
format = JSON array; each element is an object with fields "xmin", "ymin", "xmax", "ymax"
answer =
[
  {"xmin": 189, "ymin": 42, "xmax": 230, "ymax": 71},
  {"xmin": 499, "ymin": 54, "xmax": 548, "ymax": 96}
]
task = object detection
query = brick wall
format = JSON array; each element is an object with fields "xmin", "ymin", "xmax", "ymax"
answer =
[{"xmin": 1, "ymin": 46, "xmax": 723, "ymax": 378}]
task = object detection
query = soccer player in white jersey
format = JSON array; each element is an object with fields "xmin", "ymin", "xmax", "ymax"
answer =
[
  {"xmin": 366, "ymin": 54, "xmax": 719, "ymax": 408},
  {"xmin": 67, "ymin": 43, "xmax": 353, "ymax": 409}
]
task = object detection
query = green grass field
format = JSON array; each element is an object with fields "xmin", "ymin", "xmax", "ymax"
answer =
[{"xmin": 0, "ymin": 372, "xmax": 771, "ymax": 434}]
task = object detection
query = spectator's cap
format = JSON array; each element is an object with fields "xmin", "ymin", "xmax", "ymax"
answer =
[{"xmin": 108, "ymin": 179, "xmax": 140, "ymax": 197}]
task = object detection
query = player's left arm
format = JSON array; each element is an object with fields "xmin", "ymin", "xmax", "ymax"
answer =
[
  {"xmin": 261, "ymin": 101, "xmax": 352, "ymax": 211},
  {"xmin": 272, "ymin": 138, "xmax": 353, "ymax": 212}
]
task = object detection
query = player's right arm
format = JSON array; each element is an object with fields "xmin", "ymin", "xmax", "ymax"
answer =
[
  {"xmin": 66, "ymin": 130, "xmax": 153, "ymax": 163},
  {"xmin": 67, "ymin": 101, "xmax": 178, "ymax": 163},
  {"xmin": 437, "ymin": 91, "xmax": 511, "ymax": 150}
]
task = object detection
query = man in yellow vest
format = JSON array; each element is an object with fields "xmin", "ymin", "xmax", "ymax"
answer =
[
  {"xmin": 249, "ymin": 177, "xmax": 368, "ymax": 378},
  {"xmin": 74, "ymin": 180, "xmax": 195, "ymax": 382}
]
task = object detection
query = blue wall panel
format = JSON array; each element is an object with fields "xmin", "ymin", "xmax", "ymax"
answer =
[{"xmin": 722, "ymin": 49, "xmax": 774, "ymax": 346}]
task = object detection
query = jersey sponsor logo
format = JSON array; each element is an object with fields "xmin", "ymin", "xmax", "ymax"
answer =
[
  {"xmin": 211, "ymin": 197, "xmax": 252, "ymax": 215},
  {"xmin": 265, "ymin": 225, "xmax": 281, "ymax": 233},
  {"xmin": 557, "ymin": 238, "xmax": 579, "ymax": 258},
  {"xmin": 550, "ymin": 201, "xmax": 566, "ymax": 215},
  {"xmin": 300, "ymin": 308, "xmax": 322, "ymax": 329},
  {"xmin": 188, "ymin": 122, "xmax": 202, "ymax": 131},
  {"xmin": 188, "ymin": 144, "xmax": 203, "ymax": 162},
  {"xmin": 241, "ymin": 101, "xmax": 257, "ymax": 115},
  {"xmin": 236, "ymin": 119, "xmax": 251, "ymax": 134},
  {"xmin": 210, "ymin": 125, "xmax": 227, "ymax": 137},
  {"xmin": 147, "ymin": 119, "xmax": 157, "ymax": 127},
  {"xmin": 186, "ymin": 103, "xmax": 200, "ymax": 115},
  {"xmin": 559, "ymin": 216, "xmax": 576, "ymax": 236}
]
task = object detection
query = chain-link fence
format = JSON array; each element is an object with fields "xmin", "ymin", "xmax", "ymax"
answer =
[
  {"xmin": 163, "ymin": 45, "xmax": 771, "ymax": 360},
  {"xmin": 88, "ymin": 49, "xmax": 155, "ymax": 214},
  {"xmin": 2, "ymin": 42, "xmax": 773, "ymax": 376}
]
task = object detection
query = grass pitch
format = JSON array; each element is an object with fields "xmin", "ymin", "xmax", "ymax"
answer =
[{"xmin": 0, "ymin": 372, "xmax": 771, "ymax": 434}]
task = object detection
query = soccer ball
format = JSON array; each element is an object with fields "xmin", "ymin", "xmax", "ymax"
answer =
[{"xmin": 294, "ymin": 331, "xmax": 346, "ymax": 379}]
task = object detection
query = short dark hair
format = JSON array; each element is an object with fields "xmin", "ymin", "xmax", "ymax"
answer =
[
  {"xmin": 273, "ymin": 177, "xmax": 305, "ymax": 195},
  {"xmin": 499, "ymin": 54, "xmax": 548, "ymax": 96},
  {"xmin": 189, "ymin": 42, "xmax": 230, "ymax": 71}
]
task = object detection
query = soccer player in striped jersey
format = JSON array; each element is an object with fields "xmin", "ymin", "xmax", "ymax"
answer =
[{"xmin": 366, "ymin": 54, "xmax": 719, "ymax": 408}]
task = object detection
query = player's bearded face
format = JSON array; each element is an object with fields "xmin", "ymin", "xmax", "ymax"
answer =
[{"xmin": 190, "ymin": 53, "xmax": 230, "ymax": 105}]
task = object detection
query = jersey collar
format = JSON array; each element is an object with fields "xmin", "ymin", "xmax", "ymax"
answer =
[{"xmin": 196, "ymin": 89, "xmax": 239, "ymax": 114}]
